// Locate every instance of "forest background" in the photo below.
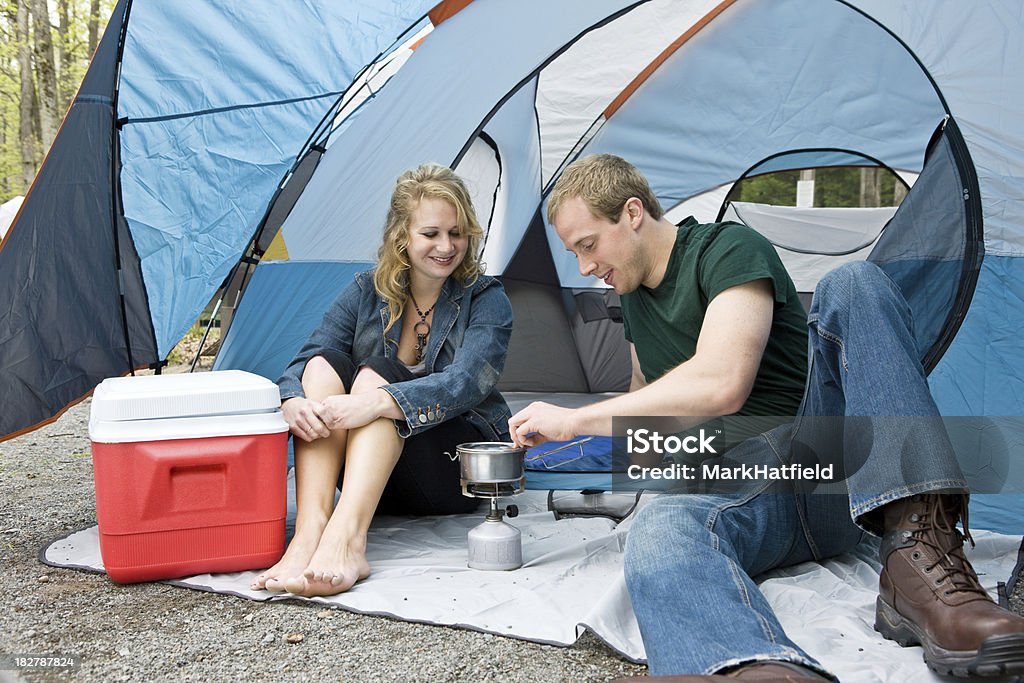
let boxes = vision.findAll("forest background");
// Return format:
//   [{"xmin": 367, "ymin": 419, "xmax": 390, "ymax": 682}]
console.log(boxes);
[{"xmin": 1, "ymin": 0, "xmax": 115, "ymax": 203}]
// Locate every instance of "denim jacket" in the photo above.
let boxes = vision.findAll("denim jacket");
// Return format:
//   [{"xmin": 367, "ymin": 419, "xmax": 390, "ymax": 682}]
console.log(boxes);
[{"xmin": 277, "ymin": 270, "xmax": 513, "ymax": 440}]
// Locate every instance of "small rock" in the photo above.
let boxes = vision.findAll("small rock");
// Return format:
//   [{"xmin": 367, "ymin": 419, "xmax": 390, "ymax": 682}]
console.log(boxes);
[
  {"xmin": 243, "ymin": 613, "xmax": 255, "ymax": 623},
  {"xmin": 118, "ymin": 647, "xmax": 129, "ymax": 657},
  {"xmin": 261, "ymin": 632, "xmax": 275, "ymax": 645},
  {"xmin": 316, "ymin": 609, "xmax": 333, "ymax": 618},
  {"xmin": 285, "ymin": 633, "xmax": 304, "ymax": 644},
  {"xmin": 38, "ymin": 575, "xmax": 49, "ymax": 583},
  {"xmin": 24, "ymin": 630, "xmax": 36, "ymax": 638}
]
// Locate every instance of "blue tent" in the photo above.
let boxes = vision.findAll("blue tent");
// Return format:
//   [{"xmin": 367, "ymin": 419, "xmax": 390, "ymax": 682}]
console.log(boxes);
[{"xmin": 1, "ymin": 0, "xmax": 1022, "ymax": 528}]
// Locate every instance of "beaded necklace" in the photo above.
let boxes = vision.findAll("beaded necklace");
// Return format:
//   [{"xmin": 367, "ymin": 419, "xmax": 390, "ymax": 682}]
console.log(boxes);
[{"xmin": 408, "ymin": 291, "xmax": 436, "ymax": 364}]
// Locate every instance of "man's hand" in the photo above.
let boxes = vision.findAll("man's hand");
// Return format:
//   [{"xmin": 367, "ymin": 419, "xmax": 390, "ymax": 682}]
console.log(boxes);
[
  {"xmin": 282, "ymin": 397, "xmax": 331, "ymax": 442},
  {"xmin": 312, "ymin": 393, "xmax": 382, "ymax": 432},
  {"xmin": 508, "ymin": 401, "xmax": 577, "ymax": 448}
]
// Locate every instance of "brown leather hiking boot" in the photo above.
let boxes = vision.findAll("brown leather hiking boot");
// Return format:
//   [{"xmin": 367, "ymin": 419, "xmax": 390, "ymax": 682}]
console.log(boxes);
[
  {"xmin": 611, "ymin": 662, "xmax": 830, "ymax": 682},
  {"xmin": 610, "ymin": 663, "xmax": 827, "ymax": 683},
  {"xmin": 875, "ymin": 493, "xmax": 1024, "ymax": 677}
]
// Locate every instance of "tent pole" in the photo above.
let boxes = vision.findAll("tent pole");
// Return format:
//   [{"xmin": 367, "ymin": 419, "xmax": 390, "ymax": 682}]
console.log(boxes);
[
  {"xmin": 189, "ymin": 296, "xmax": 223, "ymax": 373},
  {"xmin": 189, "ymin": 253, "xmax": 254, "ymax": 372}
]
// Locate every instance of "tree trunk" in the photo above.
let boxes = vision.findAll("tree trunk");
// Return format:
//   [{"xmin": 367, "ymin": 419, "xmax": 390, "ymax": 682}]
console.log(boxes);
[
  {"xmin": 57, "ymin": 0, "xmax": 71, "ymax": 112},
  {"xmin": 0, "ymin": 110, "xmax": 10, "ymax": 197},
  {"xmin": 859, "ymin": 167, "xmax": 882, "ymax": 207},
  {"xmin": 31, "ymin": 64, "xmax": 43, "ymax": 147},
  {"xmin": 17, "ymin": 0, "xmax": 37, "ymax": 189},
  {"xmin": 30, "ymin": 0, "xmax": 59, "ymax": 152},
  {"xmin": 797, "ymin": 168, "xmax": 815, "ymax": 208},
  {"xmin": 893, "ymin": 179, "xmax": 908, "ymax": 206},
  {"xmin": 1, "ymin": 5, "xmax": 13, "ymax": 195},
  {"xmin": 88, "ymin": 0, "xmax": 101, "ymax": 56}
]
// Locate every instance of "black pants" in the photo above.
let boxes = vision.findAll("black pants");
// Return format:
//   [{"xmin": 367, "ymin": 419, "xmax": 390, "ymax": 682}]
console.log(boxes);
[{"xmin": 317, "ymin": 352, "xmax": 484, "ymax": 515}]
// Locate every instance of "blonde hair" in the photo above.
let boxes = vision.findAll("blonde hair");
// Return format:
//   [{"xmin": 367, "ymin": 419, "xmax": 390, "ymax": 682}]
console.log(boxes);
[
  {"xmin": 374, "ymin": 164, "xmax": 484, "ymax": 335},
  {"xmin": 547, "ymin": 154, "xmax": 663, "ymax": 225}
]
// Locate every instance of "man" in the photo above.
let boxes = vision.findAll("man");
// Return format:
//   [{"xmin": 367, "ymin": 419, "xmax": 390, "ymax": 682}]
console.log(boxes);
[{"xmin": 509, "ymin": 154, "xmax": 1024, "ymax": 681}]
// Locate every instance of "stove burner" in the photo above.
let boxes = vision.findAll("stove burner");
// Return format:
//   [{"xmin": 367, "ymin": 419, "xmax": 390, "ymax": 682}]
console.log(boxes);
[{"xmin": 461, "ymin": 478, "xmax": 524, "ymax": 498}]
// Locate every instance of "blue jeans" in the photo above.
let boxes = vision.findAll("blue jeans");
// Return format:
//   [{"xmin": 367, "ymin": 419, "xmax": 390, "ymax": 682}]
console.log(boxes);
[{"xmin": 623, "ymin": 262, "xmax": 968, "ymax": 677}]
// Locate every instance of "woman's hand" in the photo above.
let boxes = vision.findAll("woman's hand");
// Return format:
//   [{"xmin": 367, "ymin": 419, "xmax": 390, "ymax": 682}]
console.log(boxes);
[
  {"xmin": 313, "ymin": 393, "xmax": 383, "ymax": 432},
  {"xmin": 282, "ymin": 397, "xmax": 331, "ymax": 442}
]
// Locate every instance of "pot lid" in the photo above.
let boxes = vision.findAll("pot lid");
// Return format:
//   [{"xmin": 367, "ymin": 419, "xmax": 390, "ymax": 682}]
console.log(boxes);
[{"xmin": 456, "ymin": 441, "xmax": 525, "ymax": 454}]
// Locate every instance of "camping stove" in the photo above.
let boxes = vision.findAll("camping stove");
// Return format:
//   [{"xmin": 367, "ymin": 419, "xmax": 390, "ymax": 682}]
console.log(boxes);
[{"xmin": 452, "ymin": 442, "xmax": 525, "ymax": 571}]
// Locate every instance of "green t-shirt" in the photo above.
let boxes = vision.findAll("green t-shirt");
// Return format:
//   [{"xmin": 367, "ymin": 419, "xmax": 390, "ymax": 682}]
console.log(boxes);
[{"xmin": 621, "ymin": 218, "xmax": 808, "ymax": 419}]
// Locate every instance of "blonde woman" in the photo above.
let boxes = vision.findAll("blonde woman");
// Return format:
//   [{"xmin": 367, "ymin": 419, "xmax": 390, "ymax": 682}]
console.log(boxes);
[{"xmin": 252, "ymin": 164, "xmax": 513, "ymax": 597}]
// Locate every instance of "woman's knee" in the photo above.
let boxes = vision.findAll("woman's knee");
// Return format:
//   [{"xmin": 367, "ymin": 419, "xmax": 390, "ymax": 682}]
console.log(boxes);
[
  {"xmin": 301, "ymin": 355, "xmax": 347, "ymax": 397},
  {"xmin": 350, "ymin": 367, "xmax": 389, "ymax": 394}
]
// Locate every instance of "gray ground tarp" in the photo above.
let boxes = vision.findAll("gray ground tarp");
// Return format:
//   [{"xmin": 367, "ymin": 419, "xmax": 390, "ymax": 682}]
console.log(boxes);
[{"xmin": 44, "ymin": 484, "xmax": 1021, "ymax": 682}]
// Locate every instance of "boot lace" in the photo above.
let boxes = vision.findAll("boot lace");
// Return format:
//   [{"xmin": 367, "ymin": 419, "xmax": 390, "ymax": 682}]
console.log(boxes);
[{"xmin": 912, "ymin": 494, "xmax": 987, "ymax": 598}]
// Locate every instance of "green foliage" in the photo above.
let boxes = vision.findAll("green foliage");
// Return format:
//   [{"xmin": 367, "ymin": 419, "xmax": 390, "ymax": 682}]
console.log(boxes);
[
  {"xmin": 0, "ymin": 0, "xmax": 117, "ymax": 202},
  {"xmin": 737, "ymin": 171, "xmax": 799, "ymax": 205},
  {"xmin": 730, "ymin": 166, "xmax": 904, "ymax": 208},
  {"xmin": 0, "ymin": 2, "xmax": 21, "ymax": 198},
  {"xmin": 813, "ymin": 167, "xmax": 901, "ymax": 208}
]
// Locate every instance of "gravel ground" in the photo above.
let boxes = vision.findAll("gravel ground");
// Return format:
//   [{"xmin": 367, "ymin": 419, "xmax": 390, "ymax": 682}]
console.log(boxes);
[
  {"xmin": 2, "ymin": 394, "xmax": 1021, "ymax": 683},
  {"xmin": 0, "ymin": 396, "xmax": 646, "ymax": 683}
]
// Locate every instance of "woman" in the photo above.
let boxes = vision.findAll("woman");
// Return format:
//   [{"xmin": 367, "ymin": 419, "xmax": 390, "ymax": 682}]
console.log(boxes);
[{"xmin": 251, "ymin": 164, "xmax": 513, "ymax": 597}]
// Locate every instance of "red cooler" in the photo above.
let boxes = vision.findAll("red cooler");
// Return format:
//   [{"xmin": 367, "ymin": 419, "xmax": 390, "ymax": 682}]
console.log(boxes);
[{"xmin": 89, "ymin": 370, "xmax": 288, "ymax": 583}]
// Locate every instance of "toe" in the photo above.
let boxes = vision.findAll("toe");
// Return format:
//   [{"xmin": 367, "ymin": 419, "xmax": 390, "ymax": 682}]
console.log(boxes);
[
  {"xmin": 283, "ymin": 575, "xmax": 308, "ymax": 594},
  {"xmin": 265, "ymin": 576, "xmax": 288, "ymax": 593}
]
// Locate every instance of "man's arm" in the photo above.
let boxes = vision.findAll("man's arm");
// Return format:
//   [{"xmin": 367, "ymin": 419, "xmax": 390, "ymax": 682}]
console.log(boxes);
[
  {"xmin": 629, "ymin": 344, "xmax": 646, "ymax": 392},
  {"xmin": 509, "ymin": 279, "xmax": 775, "ymax": 446}
]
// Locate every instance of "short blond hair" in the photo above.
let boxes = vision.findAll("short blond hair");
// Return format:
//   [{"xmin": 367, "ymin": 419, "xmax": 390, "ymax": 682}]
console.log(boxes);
[{"xmin": 547, "ymin": 154, "xmax": 663, "ymax": 225}]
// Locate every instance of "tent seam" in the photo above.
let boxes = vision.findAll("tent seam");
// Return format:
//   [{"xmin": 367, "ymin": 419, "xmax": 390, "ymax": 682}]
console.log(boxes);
[{"xmin": 120, "ymin": 91, "xmax": 344, "ymax": 126}]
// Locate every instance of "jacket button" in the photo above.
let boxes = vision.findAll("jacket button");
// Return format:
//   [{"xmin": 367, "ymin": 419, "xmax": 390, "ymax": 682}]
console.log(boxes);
[
  {"xmin": 427, "ymin": 411, "xmax": 435, "ymax": 421},
  {"xmin": 418, "ymin": 413, "xmax": 428, "ymax": 424}
]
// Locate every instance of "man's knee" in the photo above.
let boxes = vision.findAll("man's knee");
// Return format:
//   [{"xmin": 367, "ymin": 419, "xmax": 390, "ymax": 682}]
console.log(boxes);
[
  {"xmin": 811, "ymin": 261, "xmax": 906, "ymax": 318},
  {"xmin": 815, "ymin": 261, "xmax": 890, "ymax": 299},
  {"xmin": 625, "ymin": 498, "xmax": 713, "ymax": 582}
]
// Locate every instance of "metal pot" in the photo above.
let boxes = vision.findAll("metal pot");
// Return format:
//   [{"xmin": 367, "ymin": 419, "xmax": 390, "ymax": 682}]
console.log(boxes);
[{"xmin": 451, "ymin": 441, "xmax": 525, "ymax": 484}]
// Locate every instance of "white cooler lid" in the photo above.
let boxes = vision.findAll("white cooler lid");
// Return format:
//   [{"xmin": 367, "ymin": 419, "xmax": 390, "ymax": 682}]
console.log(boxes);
[
  {"xmin": 89, "ymin": 411, "xmax": 288, "ymax": 444},
  {"xmin": 90, "ymin": 370, "xmax": 282, "ymax": 422}
]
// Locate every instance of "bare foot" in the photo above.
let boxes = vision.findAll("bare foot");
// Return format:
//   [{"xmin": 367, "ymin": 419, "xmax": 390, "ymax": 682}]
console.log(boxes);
[
  {"xmin": 250, "ymin": 528, "xmax": 323, "ymax": 592},
  {"xmin": 283, "ymin": 536, "xmax": 370, "ymax": 597}
]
